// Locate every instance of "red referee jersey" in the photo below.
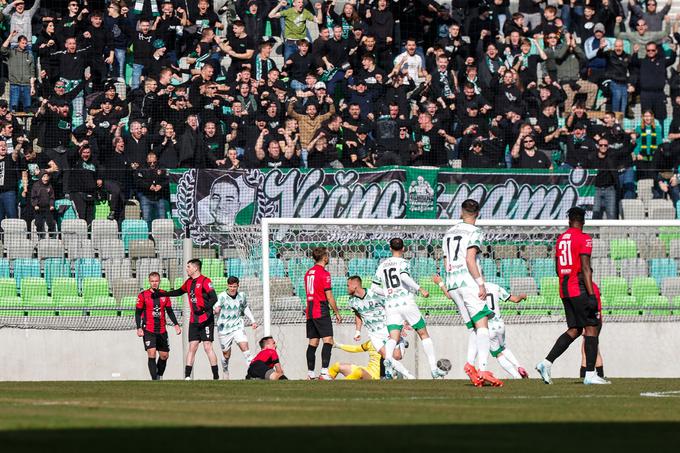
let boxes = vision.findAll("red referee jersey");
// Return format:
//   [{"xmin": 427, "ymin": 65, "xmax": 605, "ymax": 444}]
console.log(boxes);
[
  {"xmin": 555, "ymin": 227, "xmax": 593, "ymax": 298},
  {"xmin": 304, "ymin": 264, "xmax": 332, "ymax": 320},
  {"xmin": 136, "ymin": 289, "xmax": 172, "ymax": 334},
  {"xmin": 180, "ymin": 275, "xmax": 214, "ymax": 324}
]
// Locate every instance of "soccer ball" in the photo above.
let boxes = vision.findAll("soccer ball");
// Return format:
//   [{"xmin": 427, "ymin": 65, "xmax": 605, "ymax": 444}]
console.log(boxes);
[{"xmin": 437, "ymin": 359, "xmax": 452, "ymax": 372}]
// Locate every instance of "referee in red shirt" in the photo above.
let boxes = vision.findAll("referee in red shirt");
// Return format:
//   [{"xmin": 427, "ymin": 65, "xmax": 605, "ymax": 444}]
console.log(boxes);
[
  {"xmin": 303, "ymin": 247, "xmax": 341, "ymax": 380},
  {"xmin": 136, "ymin": 272, "xmax": 181, "ymax": 380},
  {"xmin": 536, "ymin": 207, "xmax": 609, "ymax": 385},
  {"xmin": 153, "ymin": 259, "xmax": 220, "ymax": 380}
]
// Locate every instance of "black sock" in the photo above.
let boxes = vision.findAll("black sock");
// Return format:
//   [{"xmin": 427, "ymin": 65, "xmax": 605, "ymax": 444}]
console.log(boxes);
[
  {"xmin": 279, "ymin": 375, "xmax": 288, "ymax": 380},
  {"xmin": 306, "ymin": 345, "xmax": 317, "ymax": 372},
  {"xmin": 157, "ymin": 358, "xmax": 167, "ymax": 376},
  {"xmin": 580, "ymin": 366, "xmax": 586, "ymax": 378},
  {"xmin": 380, "ymin": 357, "xmax": 385, "ymax": 378},
  {"xmin": 596, "ymin": 365, "xmax": 605, "ymax": 378},
  {"xmin": 211, "ymin": 365, "xmax": 220, "ymax": 380},
  {"xmin": 584, "ymin": 336, "xmax": 599, "ymax": 372},
  {"xmin": 546, "ymin": 332, "xmax": 577, "ymax": 363},
  {"xmin": 148, "ymin": 358, "xmax": 158, "ymax": 380},
  {"xmin": 321, "ymin": 343, "xmax": 333, "ymax": 369},
  {"xmin": 185, "ymin": 365, "xmax": 192, "ymax": 378}
]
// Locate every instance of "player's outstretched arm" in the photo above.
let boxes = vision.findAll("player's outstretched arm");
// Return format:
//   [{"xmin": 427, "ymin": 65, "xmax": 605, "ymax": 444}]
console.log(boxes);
[
  {"xmin": 432, "ymin": 275, "xmax": 452, "ymax": 300},
  {"xmin": 152, "ymin": 288, "xmax": 185, "ymax": 298},
  {"xmin": 509, "ymin": 294, "xmax": 527, "ymax": 304}
]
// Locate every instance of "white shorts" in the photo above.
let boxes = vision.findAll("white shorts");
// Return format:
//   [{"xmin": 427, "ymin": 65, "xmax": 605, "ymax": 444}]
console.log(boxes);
[
  {"xmin": 368, "ymin": 328, "xmax": 389, "ymax": 351},
  {"xmin": 489, "ymin": 318, "xmax": 506, "ymax": 357},
  {"xmin": 451, "ymin": 286, "xmax": 494, "ymax": 328},
  {"xmin": 385, "ymin": 301, "xmax": 425, "ymax": 330},
  {"xmin": 218, "ymin": 329, "xmax": 248, "ymax": 351}
]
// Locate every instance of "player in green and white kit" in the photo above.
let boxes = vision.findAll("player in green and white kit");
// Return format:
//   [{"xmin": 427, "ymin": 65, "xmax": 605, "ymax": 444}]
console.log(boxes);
[
  {"xmin": 371, "ymin": 238, "xmax": 449, "ymax": 379},
  {"xmin": 213, "ymin": 276, "xmax": 257, "ymax": 379},
  {"xmin": 442, "ymin": 199, "xmax": 502, "ymax": 387}
]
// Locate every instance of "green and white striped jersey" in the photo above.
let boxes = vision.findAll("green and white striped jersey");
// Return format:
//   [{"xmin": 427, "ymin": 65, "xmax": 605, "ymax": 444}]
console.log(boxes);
[
  {"xmin": 348, "ymin": 289, "xmax": 386, "ymax": 335},
  {"xmin": 373, "ymin": 257, "xmax": 416, "ymax": 307},
  {"xmin": 443, "ymin": 222, "xmax": 483, "ymax": 290},
  {"xmin": 214, "ymin": 291, "xmax": 250, "ymax": 335},
  {"xmin": 484, "ymin": 282, "xmax": 510, "ymax": 322}
]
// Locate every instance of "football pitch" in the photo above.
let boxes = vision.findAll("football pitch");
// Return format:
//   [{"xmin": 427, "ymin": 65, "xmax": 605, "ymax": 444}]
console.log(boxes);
[{"xmin": 1, "ymin": 379, "xmax": 679, "ymax": 452}]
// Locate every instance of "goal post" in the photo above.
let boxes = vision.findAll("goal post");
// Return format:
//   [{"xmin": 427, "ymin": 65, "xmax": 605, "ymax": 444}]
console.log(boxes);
[{"xmin": 261, "ymin": 218, "xmax": 680, "ymax": 337}]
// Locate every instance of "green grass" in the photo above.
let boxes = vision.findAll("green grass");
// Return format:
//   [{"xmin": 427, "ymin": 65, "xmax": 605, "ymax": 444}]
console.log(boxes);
[{"xmin": 1, "ymin": 380, "xmax": 679, "ymax": 452}]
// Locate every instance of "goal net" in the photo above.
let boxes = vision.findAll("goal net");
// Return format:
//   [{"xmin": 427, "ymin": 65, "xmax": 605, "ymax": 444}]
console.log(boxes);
[{"xmin": 260, "ymin": 219, "xmax": 680, "ymax": 351}]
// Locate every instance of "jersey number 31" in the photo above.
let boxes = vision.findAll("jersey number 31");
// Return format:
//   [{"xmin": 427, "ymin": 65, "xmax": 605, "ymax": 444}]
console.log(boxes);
[{"xmin": 558, "ymin": 240, "xmax": 573, "ymax": 266}]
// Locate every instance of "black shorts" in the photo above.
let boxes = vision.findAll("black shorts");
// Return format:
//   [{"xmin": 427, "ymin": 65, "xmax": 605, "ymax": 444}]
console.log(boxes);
[
  {"xmin": 143, "ymin": 331, "xmax": 169, "ymax": 352},
  {"xmin": 306, "ymin": 316, "xmax": 333, "ymax": 339},
  {"xmin": 246, "ymin": 362, "xmax": 274, "ymax": 380},
  {"xmin": 188, "ymin": 321, "xmax": 215, "ymax": 342},
  {"xmin": 562, "ymin": 294, "xmax": 601, "ymax": 329}
]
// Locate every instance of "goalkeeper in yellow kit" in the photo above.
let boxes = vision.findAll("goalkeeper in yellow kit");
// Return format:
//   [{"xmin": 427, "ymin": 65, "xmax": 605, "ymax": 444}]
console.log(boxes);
[{"xmin": 328, "ymin": 340, "xmax": 382, "ymax": 380}]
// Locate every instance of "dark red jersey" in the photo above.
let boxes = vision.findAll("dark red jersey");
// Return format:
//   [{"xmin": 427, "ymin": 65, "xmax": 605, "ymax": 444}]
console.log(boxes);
[
  {"xmin": 556, "ymin": 227, "xmax": 593, "ymax": 298},
  {"xmin": 250, "ymin": 348, "xmax": 279, "ymax": 369},
  {"xmin": 180, "ymin": 275, "xmax": 215, "ymax": 324},
  {"xmin": 304, "ymin": 264, "xmax": 332, "ymax": 320},
  {"xmin": 136, "ymin": 289, "xmax": 172, "ymax": 334}
]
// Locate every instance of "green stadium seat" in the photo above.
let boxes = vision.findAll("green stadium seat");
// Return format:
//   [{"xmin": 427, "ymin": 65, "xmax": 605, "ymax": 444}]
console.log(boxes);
[
  {"xmin": 523, "ymin": 295, "xmax": 549, "ymax": 315},
  {"xmin": 486, "ymin": 276, "xmax": 509, "ymax": 290},
  {"xmin": 348, "ymin": 258, "xmax": 379, "ymax": 276},
  {"xmin": 44, "ymin": 258, "xmax": 71, "ymax": 290},
  {"xmin": 336, "ymin": 295, "xmax": 350, "ymax": 309},
  {"xmin": 372, "ymin": 244, "xmax": 391, "ymax": 259},
  {"xmin": 0, "ymin": 278, "xmax": 17, "ymax": 297},
  {"xmin": 0, "ymin": 296, "xmax": 23, "ymax": 316},
  {"xmin": 121, "ymin": 219, "xmax": 149, "ymax": 251},
  {"xmin": 74, "ymin": 258, "xmax": 103, "ymax": 290},
  {"xmin": 226, "ymin": 258, "xmax": 262, "ymax": 278},
  {"xmin": 601, "ymin": 277, "xmax": 629, "ymax": 301},
  {"xmin": 56, "ymin": 296, "xmax": 86, "ymax": 317},
  {"xmin": 540, "ymin": 277, "xmax": 559, "ymax": 299},
  {"xmin": 418, "ymin": 278, "xmax": 440, "ymax": 296},
  {"xmin": 411, "ymin": 257, "xmax": 437, "ymax": 280},
  {"xmin": 51, "ymin": 278, "xmax": 79, "ymax": 303},
  {"xmin": 659, "ymin": 227, "xmax": 680, "ymax": 252},
  {"xmin": 0, "ymin": 259, "xmax": 10, "ymax": 278},
  {"xmin": 269, "ymin": 258, "xmax": 286, "ymax": 277},
  {"xmin": 610, "ymin": 239, "xmax": 637, "ymax": 260},
  {"xmin": 642, "ymin": 295, "xmax": 671, "ymax": 315},
  {"xmin": 87, "ymin": 296, "xmax": 118, "ymax": 316},
  {"xmin": 531, "ymin": 259, "xmax": 555, "ymax": 284},
  {"xmin": 25, "ymin": 296, "xmax": 55, "ymax": 317},
  {"xmin": 211, "ymin": 276, "xmax": 228, "ymax": 294},
  {"xmin": 118, "ymin": 296, "xmax": 137, "ymax": 317},
  {"xmin": 173, "ymin": 277, "xmax": 185, "ymax": 290},
  {"xmin": 54, "ymin": 199, "xmax": 77, "ymax": 225},
  {"xmin": 287, "ymin": 258, "xmax": 314, "ymax": 281},
  {"xmin": 82, "ymin": 278, "xmax": 110, "ymax": 302},
  {"xmin": 480, "ymin": 258, "xmax": 497, "ymax": 277},
  {"xmin": 20, "ymin": 277, "xmax": 48, "ymax": 301},
  {"xmin": 631, "ymin": 277, "xmax": 659, "ymax": 303},
  {"xmin": 671, "ymin": 296, "xmax": 680, "ymax": 314},
  {"xmin": 608, "ymin": 295, "xmax": 642, "ymax": 316},
  {"xmin": 201, "ymin": 258, "xmax": 225, "ymax": 279},
  {"xmin": 12, "ymin": 258, "xmax": 40, "ymax": 290},
  {"xmin": 331, "ymin": 278, "xmax": 348, "ymax": 298},
  {"xmin": 649, "ymin": 259, "xmax": 678, "ymax": 286},
  {"xmin": 500, "ymin": 258, "xmax": 529, "ymax": 278}
]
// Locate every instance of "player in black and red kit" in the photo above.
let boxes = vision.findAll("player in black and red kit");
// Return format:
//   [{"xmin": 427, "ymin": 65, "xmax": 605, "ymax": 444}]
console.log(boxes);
[
  {"xmin": 536, "ymin": 207, "xmax": 610, "ymax": 385},
  {"xmin": 303, "ymin": 247, "xmax": 341, "ymax": 380},
  {"xmin": 153, "ymin": 259, "xmax": 220, "ymax": 380},
  {"xmin": 246, "ymin": 336, "xmax": 287, "ymax": 380},
  {"xmin": 136, "ymin": 272, "xmax": 182, "ymax": 380}
]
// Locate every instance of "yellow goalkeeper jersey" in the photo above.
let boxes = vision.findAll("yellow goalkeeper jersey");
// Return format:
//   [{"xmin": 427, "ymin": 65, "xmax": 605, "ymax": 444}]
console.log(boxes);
[{"xmin": 339, "ymin": 341, "xmax": 382, "ymax": 380}]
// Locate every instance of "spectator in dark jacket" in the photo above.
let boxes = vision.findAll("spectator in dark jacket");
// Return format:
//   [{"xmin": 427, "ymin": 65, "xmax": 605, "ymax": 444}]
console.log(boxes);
[
  {"xmin": 134, "ymin": 152, "xmax": 168, "ymax": 229},
  {"xmin": 30, "ymin": 171, "xmax": 55, "ymax": 236}
]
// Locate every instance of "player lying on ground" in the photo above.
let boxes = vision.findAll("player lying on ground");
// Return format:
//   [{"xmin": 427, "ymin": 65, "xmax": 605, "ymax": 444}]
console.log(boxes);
[
  {"xmin": 433, "ymin": 275, "xmax": 529, "ymax": 380},
  {"xmin": 372, "ymin": 237, "xmax": 449, "ymax": 379},
  {"xmin": 153, "ymin": 259, "xmax": 220, "ymax": 380},
  {"xmin": 536, "ymin": 207, "xmax": 610, "ymax": 385},
  {"xmin": 329, "ymin": 340, "xmax": 382, "ymax": 380},
  {"xmin": 246, "ymin": 336, "xmax": 287, "ymax": 380},
  {"xmin": 136, "ymin": 272, "xmax": 181, "ymax": 380},
  {"xmin": 442, "ymin": 199, "xmax": 503, "ymax": 387},
  {"xmin": 213, "ymin": 276, "xmax": 258, "ymax": 379}
]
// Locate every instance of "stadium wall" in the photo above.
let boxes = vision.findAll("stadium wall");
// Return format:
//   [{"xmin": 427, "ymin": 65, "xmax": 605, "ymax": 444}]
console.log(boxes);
[{"xmin": 1, "ymin": 322, "xmax": 678, "ymax": 380}]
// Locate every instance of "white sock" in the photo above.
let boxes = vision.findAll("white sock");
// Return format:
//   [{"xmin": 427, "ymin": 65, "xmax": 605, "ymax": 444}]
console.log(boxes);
[
  {"xmin": 466, "ymin": 329, "xmax": 477, "ymax": 365},
  {"xmin": 498, "ymin": 355, "xmax": 521, "ymax": 378},
  {"xmin": 242, "ymin": 349, "xmax": 253, "ymax": 362},
  {"xmin": 476, "ymin": 327, "xmax": 490, "ymax": 372},
  {"xmin": 221, "ymin": 357, "xmax": 230, "ymax": 372},
  {"xmin": 385, "ymin": 338, "xmax": 412, "ymax": 377},
  {"xmin": 307, "ymin": 370, "xmax": 316, "ymax": 378},
  {"xmin": 421, "ymin": 337, "xmax": 437, "ymax": 371},
  {"xmin": 320, "ymin": 367, "xmax": 329, "ymax": 376},
  {"xmin": 502, "ymin": 348, "xmax": 521, "ymax": 368}
]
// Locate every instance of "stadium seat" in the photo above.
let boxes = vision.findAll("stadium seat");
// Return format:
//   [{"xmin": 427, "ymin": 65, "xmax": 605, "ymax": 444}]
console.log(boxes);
[
  {"xmin": 0, "ymin": 259, "xmax": 11, "ymax": 278},
  {"xmin": 36, "ymin": 239, "xmax": 64, "ymax": 260},
  {"xmin": 103, "ymin": 258, "xmax": 132, "ymax": 281},
  {"xmin": 639, "ymin": 238, "xmax": 667, "ymax": 260},
  {"xmin": 530, "ymin": 259, "xmax": 555, "ymax": 283},
  {"xmin": 661, "ymin": 277, "xmax": 680, "ymax": 299},
  {"xmin": 268, "ymin": 258, "xmax": 286, "ymax": 277},
  {"xmin": 642, "ymin": 295, "xmax": 671, "ymax": 315},
  {"xmin": 192, "ymin": 247, "xmax": 218, "ymax": 259},
  {"xmin": 326, "ymin": 258, "xmax": 347, "ymax": 277},
  {"xmin": 118, "ymin": 296, "xmax": 137, "ymax": 317},
  {"xmin": 165, "ymin": 259, "xmax": 183, "ymax": 284},
  {"xmin": 211, "ymin": 276, "xmax": 228, "ymax": 294},
  {"xmin": 372, "ymin": 244, "xmax": 392, "ymax": 259},
  {"xmin": 87, "ymin": 296, "xmax": 118, "ymax": 317},
  {"xmin": 25, "ymin": 296, "xmax": 55, "ymax": 317},
  {"xmin": 418, "ymin": 278, "xmax": 439, "ymax": 297},
  {"xmin": 6, "ymin": 240, "xmax": 34, "ymax": 259},
  {"xmin": 1, "ymin": 218, "xmax": 27, "ymax": 234},
  {"xmin": 590, "ymin": 240, "xmax": 609, "ymax": 258},
  {"xmin": 13, "ymin": 258, "xmax": 41, "ymax": 290},
  {"xmin": 600, "ymin": 277, "xmax": 629, "ymax": 301},
  {"xmin": 348, "ymin": 258, "xmax": 379, "ymax": 276},
  {"xmin": 155, "ymin": 240, "xmax": 176, "ymax": 260},
  {"xmin": 621, "ymin": 199, "xmax": 645, "ymax": 220},
  {"xmin": 480, "ymin": 258, "xmax": 498, "ymax": 277},
  {"xmin": 91, "ymin": 219, "xmax": 119, "ymax": 251},
  {"xmin": 411, "ymin": 257, "xmax": 437, "ymax": 280},
  {"xmin": 82, "ymin": 278, "xmax": 110, "ymax": 302},
  {"xmin": 592, "ymin": 258, "xmax": 618, "ymax": 282},
  {"xmin": 151, "ymin": 219, "xmax": 174, "ymax": 241},
  {"xmin": 509, "ymin": 277, "xmax": 538, "ymax": 296},
  {"xmin": 608, "ymin": 295, "xmax": 642, "ymax": 316},
  {"xmin": 486, "ymin": 276, "xmax": 509, "ymax": 291},
  {"xmin": 0, "ymin": 278, "xmax": 17, "ymax": 297},
  {"xmin": 136, "ymin": 258, "xmax": 162, "ymax": 285},
  {"xmin": 610, "ymin": 239, "xmax": 637, "ymax": 260},
  {"xmin": 631, "ymin": 277, "xmax": 659, "ymax": 303},
  {"xmin": 51, "ymin": 278, "xmax": 78, "ymax": 303},
  {"xmin": 227, "ymin": 258, "xmax": 262, "ymax": 278},
  {"xmin": 98, "ymin": 240, "xmax": 125, "ymax": 260},
  {"xmin": 54, "ymin": 199, "xmax": 78, "ymax": 225},
  {"xmin": 619, "ymin": 258, "xmax": 648, "ymax": 284},
  {"xmin": 60, "ymin": 218, "xmax": 87, "ymax": 250},
  {"xmin": 647, "ymin": 199, "xmax": 675, "ymax": 220},
  {"xmin": 491, "ymin": 244, "xmax": 518, "ymax": 260},
  {"xmin": 649, "ymin": 259, "xmax": 678, "ymax": 286},
  {"xmin": 111, "ymin": 278, "xmax": 140, "ymax": 302},
  {"xmin": 500, "ymin": 258, "xmax": 528, "ymax": 278},
  {"xmin": 20, "ymin": 277, "xmax": 48, "ymax": 301},
  {"xmin": 271, "ymin": 277, "xmax": 294, "ymax": 297},
  {"xmin": 539, "ymin": 277, "xmax": 559, "ymax": 300},
  {"xmin": 44, "ymin": 258, "xmax": 71, "ymax": 290},
  {"xmin": 199, "ymin": 258, "xmax": 224, "ymax": 280},
  {"xmin": 0, "ymin": 296, "xmax": 23, "ymax": 317},
  {"xmin": 288, "ymin": 258, "xmax": 315, "ymax": 280},
  {"xmin": 521, "ymin": 245, "xmax": 549, "ymax": 259},
  {"xmin": 74, "ymin": 258, "xmax": 103, "ymax": 291},
  {"xmin": 331, "ymin": 277, "xmax": 348, "ymax": 297},
  {"xmin": 121, "ymin": 220, "xmax": 149, "ymax": 250},
  {"xmin": 129, "ymin": 239, "xmax": 156, "ymax": 261}
]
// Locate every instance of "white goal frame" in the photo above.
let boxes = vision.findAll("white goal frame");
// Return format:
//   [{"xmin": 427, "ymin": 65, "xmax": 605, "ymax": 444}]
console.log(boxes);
[{"xmin": 260, "ymin": 218, "xmax": 680, "ymax": 335}]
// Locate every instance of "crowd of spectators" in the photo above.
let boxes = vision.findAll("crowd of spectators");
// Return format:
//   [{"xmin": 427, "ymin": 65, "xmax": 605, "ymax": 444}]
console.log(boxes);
[{"xmin": 1, "ymin": 0, "xmax": 680, "ymax": 226}]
